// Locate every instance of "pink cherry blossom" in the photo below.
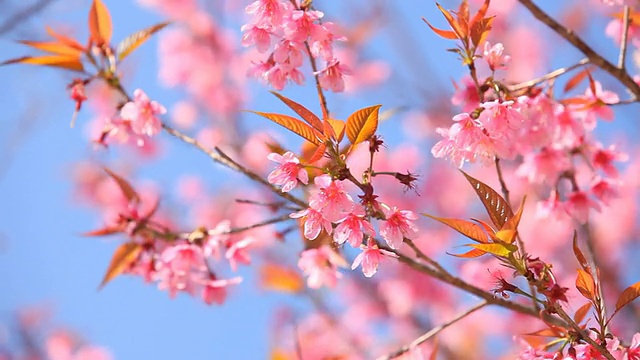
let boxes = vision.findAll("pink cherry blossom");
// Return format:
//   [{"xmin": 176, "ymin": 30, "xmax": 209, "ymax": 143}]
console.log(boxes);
[
  {"xmin": 120, "ymin": 89, "xmax": 166, "ymax": 137},
  {"xmin": 316, "ymin": 59, "xmax": 353, "ymax": 92},
  {"xmin": 351, "ymin": 238, "xmax": 397, "ymax": 277},
  {"xmin": 308, "ymin": 175, "xmax": 353, "ymax": 222},
  {"xmin": 591, "ymin": 177, "xmax": 619, "ymax": 205},
  {"xmin": 240, "ymin": 22, "xmax": 274, "ymax": 52},
  {"xmin": 591, "ymin": 143, "xmax": 628, "ymax": 177},
  {"xmin": 297, "ymin": 246, "xmax": 343, "ymax": 288},
  {"xmin": 290, "ymin": 207, "xmax": 332, "ymax": 240},
  {"xmin": 333, "ymin": 204, "xmax": 375, "ymax": 247},
  {"xmin": 379, "ymin": 205, "xmax": 418, "ymax": 249},
  {"xmin": 625, "ymin": 333, "xmax": 640, "ymax": 360},
  {"xmin": 483, "ymin": 42, "xmax": 511, "ymax": 71},
  {"xmin": 225, "ymin": 237, "xmax": 254, "ymax": 271},
  {"xmin": 267, "ymin": 151, "xmax": 309, "ymax": 192},
  {"xmin": 564, "ymin": 190, "xmax": 601, "ymax": 223},
  {"xmin": 245, "ymin": 0, "xmax": 290, "ymax": 25},
  {"xmin": 200, "ymin": 276, "xmax": 242, "ymax": 305}
]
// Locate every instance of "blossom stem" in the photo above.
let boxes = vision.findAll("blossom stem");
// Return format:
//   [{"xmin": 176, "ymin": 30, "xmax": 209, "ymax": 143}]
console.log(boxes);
[
  {"xmin": 304, "ymin": 41, "xmax": 330, "ymax": 119},
  {"xmin": 378, "ymin": 301, "xmax": 488, "ymax": 360}
]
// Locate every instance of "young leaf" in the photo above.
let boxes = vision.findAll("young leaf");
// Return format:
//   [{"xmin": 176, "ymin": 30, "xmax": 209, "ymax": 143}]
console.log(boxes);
[
  {"xmin": 327, "ymin": 119, "xmax": 346, "ymax": 143},
  {"xmin": 83, "ymin": 226, "xmax": 121, "ymax": 237},
  {"xmin": 469, "ymin": 17, "xmax": 494, "ymax": 48},
  {"xmin": 494, "ymin": 229, "xmax": 516, "ymax": 244},
  {"xmin": 1, "ymin": 55, "xmax": 84, "ymax": 72},
  {"xmin": 259, "ymin": 264, "xmax": 303, "ymax": 293},
  {"xmin": 422, "ymin": 18, "xmax": 458, "ymax": 39},
  {"xmin": 19, "ymin": 40, "xmax": 83, "ymax": 56},
  {"xmin": 99, "ymin": 242, "xmax": 142, "ymax": 289},
  {"xmin": 563, "ymin": 68, "xmax": 590, "ymax": 93},
  {"xmin": 346, "ymin": 104, "xmax": 382, "ymax": 145},
  {"xmin": 574, "ymin": 302, "xmax": 592, "ymax": 324},
  {"xmin": 575, "ymin": 269, "xmax": 596, "ymax": 301},
  {"xmin": 615, "ymin": 281, "xmax": 640, "ymax": 313},
  {"xmin": 461, "ymin": 170, "xmax": 513, "ymax": 228},
  {"xmin": 423, "ymin": 214, "xmax": 489, "ymax": 243},
  {"xmin": 117, "ymin": 22, "xmax": 170, "ymax": 61},
  {"xmin": 270, "ymin": 91, "xmax": 323, "ymax": 131},
  {"xmin": 572, "ymin": 231, "xmax": 591, "ymax": 272},
  {"xmin": 501, "ymin": 196, "xmax": 526, "ymax": 232},
  {"xmin": 470, "ymin": 0, "xmax": 491, "ymax": 27},
  {"xmin": 307, "ymin": 142, "xmax": 327, "ymax": 164},
  {"xmin": 456, "ymin": 1, "xmax": 470, "ymax": 38},
  {"xmin": 89, "ymin": 0, "xmax": 113, "ymax": 46},
  {"xmin": 468, "ymin": 242, "xmax": 516, "ymax": 257},
  {"xmin": 45, "ymin": 27, "xmax": 86, "ymax": 51},
  {"xmin": 449, "ymin": 247, "xmax": 486, "ymax": 258},
  {"xmin": 250, "ymin": 111, "xmax": 323, "ymax": 145},
  {"xmin": 436, "ymin": 3, "xmax": 466, "ymax": 39},
  {"xmin": 103, "ymin": 167, "xmax": 140, "ymax": 204}
]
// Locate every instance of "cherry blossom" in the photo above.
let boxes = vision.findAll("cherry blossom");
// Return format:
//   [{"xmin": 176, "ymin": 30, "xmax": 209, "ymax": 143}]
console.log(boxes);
[
  {"xmin": 379, "ymin": 205, "xmax": 418, "ymax": 249},
  {"xmin": 267, "ymin": 151, "xmax": 309, "ymax": 192},
  {"xmin": 351, "ymin": 238, "xmax": 397, "ymax": 277}
]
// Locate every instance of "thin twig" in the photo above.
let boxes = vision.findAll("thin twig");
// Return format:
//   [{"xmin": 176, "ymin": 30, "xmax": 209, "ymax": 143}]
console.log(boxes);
[
  {"xmin": 508, "ymin": 58, "xmax": 590, "ymax": 92},
  {"xmin": 0, "ymin": 0, "xmax": 56, "ymax": 35},
  {"xmin": 555, "ymin": 306, "xmax": 616, "ymax": 360},
  {"xmin": 618, "ymin": 6, "xmax": 631, "ymax": 69},
  {"xmin": 517, "ymin": 0, "xmax": 640, "ymax": 99},
  {"xmin": 378, "ymin": 301, "xmax": 488, "ymax": 360},
  {"xmin": 304, "ymin": 42, "xmax": 330, "ymax": 119},
  {"xmin": 404, "ymin": 238, "xmax": 448, "ymax": 274}
]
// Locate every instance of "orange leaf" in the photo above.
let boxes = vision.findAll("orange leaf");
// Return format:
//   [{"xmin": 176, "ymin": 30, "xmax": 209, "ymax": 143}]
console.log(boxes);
[
  {"xmin": 250, "ymin": 111, "xmax": 323, "ymax": 145},
  {"xmin": 117, "ymin": 22, "xmax": 170, "ymax": 61},
  {"xmin": 576, "ymin": 269, "xmax": 596, "ymax": 301},
  {"xmin": 89, "ymin": 0, "xmax": 113, "ymax": 46},
  {"xmin": 270, "ymin": 91, "xmax": 323, "ymax": 131},
  {"xmin": 429, "ymin": 338, "xmax": 438, "ymax": 360},
  {"xmin": 83, "ymin": 226, "xmax": 121, "ymax": 237},
  {"xmin": 422, "ymin": 18, "xmax": 458, "ymax": 40},
  {"xmin": 456, "ymin": 1, "xmax": 470, "ymax": 38},
  {"xmin": 1, "ymin": 55, "xmax": 84, "ymax": 72},
  {"xmin": 307, "ymin": 142, "xmax": 327, "ymax": 164},
  {"xmin": 461, "ymin": 170, "xmax": 514, "ymax": 229},
  {"xmin": 449, "ymin": 247, "xmax": 486, "ymax": 258},
  {"xmin": 260, "ymin": 264, "xmax": 304, "ymax": 293},
  {"xmin": 470, "ymin": 0, "xmax": 491, "ymax": 27},
  {"xmin": 436, "ymin": 3, "xmax": 466, "ymax": 39},
  {"xmin": 345, "ymin": 105, "xmax": 382, "ymax": 145},
  {"xmin": 423, "ymin": 214, "xmax": 488, "ymax": 243},
  {"xmin": 615, "ymin": 281, "xmax": 640, "ymax": 313},
  {"xmin": 494, "ymin": 229, "xmax": 516, "ymax": 244},
  {"xmin": 45, "ymin": 27, "xmax": 86, "ymax": 51},
  {"xmin": 501, "ymin": 196, "xmax": 526, "ymax": 232},
  {"xmin": 19, "ymin": 40, "xmax": 82, "ymax": 56},
  {"xmin": 574, "ymin": 302, "xmax": 592, "ymax": 324},
  {"xmin": 469, "ymin": 16, "xmax": 494, "ymax": 48},
  {"xmin": 103, "ymin": 167, "xmax": 140, "ymax": 204},
  {"xmin": 572, "ymin": 231, "xmax": 590, "ymax": 272},
  {"xmin": 468, "ymin": 242, "xmax": 516, "ymax": 257},
  {"xmin": 523, "ymin": 326, "xmax": 566, "ymax": 338},
  {"xmin": 327, "ymin": 119, "xmax": 346, "ymax": 143},
  {"xmin": 99, "ymin": 242, "xmax": 142, "ymax": 289},
  {"xmin": 563, "ymin": 68, "xmax": 590, "ymax": 93}
]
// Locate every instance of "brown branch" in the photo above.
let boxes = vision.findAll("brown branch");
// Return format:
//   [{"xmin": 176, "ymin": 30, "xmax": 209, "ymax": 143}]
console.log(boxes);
[
  {"xmin": 0, "ymin": 0, "xmax": 56, "ymax": 35},
  {"xmin": 555, "ymin": 306, "xmax": 616, "ymax": 360},
  {"xmin": 303, "ymin": 41, "xmax": 330, "ymax": 119},
  {"xmin": 517, "ymin": 0, "xmax": 640, "ymax": 100},
  {"xmin": 508, "ymin": 58, "xmax": 590, "ymax": 92},
  {"xmin": 378, "ymin": 301, "xmax": 488, "ymax": 360},
  {"xmin": 618, "ymin": 6, "xmax": 631, "ymax": 69}
]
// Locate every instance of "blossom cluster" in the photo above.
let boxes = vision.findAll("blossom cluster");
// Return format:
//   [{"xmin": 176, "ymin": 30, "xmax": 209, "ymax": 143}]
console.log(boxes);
[{"xmin": 242, "ymin": 0, "xmax": 352, "ymax": 91}]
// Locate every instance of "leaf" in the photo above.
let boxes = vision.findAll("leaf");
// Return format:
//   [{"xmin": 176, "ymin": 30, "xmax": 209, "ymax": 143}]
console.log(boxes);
[
  {"xmin": 117, "ymin": 22, "xmax": 170, "ymax": 61},
  {"xmin": 83, "ymin": 226, "xmax": 121, "ymax": 237},
  {"xmin": 615, "ymin": 281, "xmax": 640, "ymax": 313},
  {"xmin": 470, "ymin": 0, "xmax": 491, "ymax": 27},
  {"xmin": 461, "ymin": 170, "xmax": 513, "ymax": 229},
  {"xmin": 345, "ymin": 105, "xmax": 382, "ymax": 145},
  {"xmin": 576, "ymin": 269, "xmax": 596, "ymax": 301},
  {"xmin": 260, "ymin": 264, "xmax": 304, "ymax": 293},
  {"xmin": 436, "ymin": 3, "xmax": 466, "ymax": 39},
  {"xmin": 423, "ymin": 214, "xmax": 488, "ymax": 243},
  {"xmin": 574, "ymin": 302, "xmax": 592, "ymax": 324},
  {"xmin": 468, "ymin": 242, "xmax": 516, "ymax": 257},
  {"xmin": 250, "ymin": 111, "xmax": 323, "ymax": 145},
  {"xmin": 306, "ymin": 142, "xmax": 327, "ymax": 164},
  {"xmin": 494, "ymin": 229, "xmax": 516, "ymax": 244},
  {"xmin": 327, "ymin": 119, "xmax": 346, "ymax": 143},
  {"xmin": 456, "ymin": 1, "xmax": 470, "ymax": 38},
  {"xmin": 103, "ymin": 167, "xmax": 140, "ymax": 204},
  {"xmin": 19, "ymin": 40, "xmax": 82, "ymax": 56},
  {"xmin": 469, "ymin": 16, "xmax": 494, "ymax": 48},
  {"xmin": 422, "ymin": 18, "xmax": 458, "ymax": 39},
  {"xmin": 523, "ymin": 327, "xmax": 566, "ymax": 338},
  {"xmin": 1, "ymin": 55, "xmax": 84, "ymax": 72},
  {"xmin": 449, "ymin": 247, "xmax": 486, "ymax": 258},
  {"xmin": 501, "ymin": 196, "xmax": 526, "ymax": 232},
  {"xmin": 572, "ymin": 231, "xmax": 590, "ymax": 272},
  {"xmin": 89, "ymin": 0, "xmax": 113, "ymax": 46},
  {"xmin": 563, "ymin": 68, "xmax": 590, "ymax": 93},
  {"xmin": 429, "ymin": 338, "xmax": 439, "ymax": 360},
  {"xmin": 45, "ymin": 27, "xmax": 86, "ymax": 51},
  {"xmin": 270, "ymin": 91, "xmax": 323, "ymax": 131},
  {"xmin": 99, "ymin": 242, "xmax": 142, "ymax": 289}
]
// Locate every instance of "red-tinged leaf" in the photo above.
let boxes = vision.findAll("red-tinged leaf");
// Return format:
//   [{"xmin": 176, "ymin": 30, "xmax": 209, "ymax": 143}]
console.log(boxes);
[
  {"xmin": 307, "ymin": 142, "xmax": 327, "ymax": 164},
  {"xmin": 470, "ymin": 17, "xmax": 494, "ymax": 48},
  {"xmin": 260, "ymin": 264, "xmax": 304, "ymax": 293},
  {"xmin": 586, "ymin": 71, "xmax": 597, "ymax": 96},
  {"xmin": 456, "ymin": 1, "xmax": 470, "ymax": 37},
  {"xmin": 1, "ymin": 55, "xmax": 84, "ymax": 72},
  {"xmin": 89, "ymin": 0, "xmax": 113, "ymax": 46},
  {"xmin": 345, "ymin": 105, "xmax": 382, "ymax": 145},
  {"xmin": 436, "ymin": 3, "xmax": 466, "ymax": 39},
  {"xmin": 103, "ymin": 167, "xmax": 140, "ymax": 204},
  {"xmin": 19, "ymin": 40, "xmax": 82, "ymax": 56},
  {"xmin": 471, "ymin": 218, "xmax": 497, "ymax": 235},
  {"xmin": 83, "ymin": 226, "xmax": 121, "ymax": 237},
  {"xmin": 563, "ymin": 68, "xmax": 590, "ymax": 93},
  {"xmin": 449, "ymin": 247, "xmax": 486, "ymax": 258},
  {"xmin": 524, "ymin": 327, "xmax": 566, "ymax": 338},
  {"xmin": 327, "ymin": 119, "xmax": 346, "ymax": 143},
  {"xmin": 576, "ymin": 269, "xmax": 596, "ymax": 301},
  {"xmin": 572, "ymin": 231, "xmax": 590, "ymax": 272},
  {"xmin": 46, "ymin": 27, "xmax": 86, "ymax": 51},
  {"xmin": 494, "ymin": 229, "xmax": 516, "ymax": 244},
  {"xmin": 423, "ymin": 214, "xmax": 489, "ymax": 243},
  {"xmin": 468, "ymin": 242, "xmax": 516, "ymax": 257},
  {"xmin": 270, "ymin": 91, "xmax": 323, "ymax": 131},
  {"xmin": 99, "ymin": 242, "xmax": 142, "ymax": 289},
  {"xmin": 471, "ymin": 0, "xmax": 491, "ymax": 27},
  {"xmin": 323, "ymin": 117, "xmax": 336, "ymax": 141},
  {"xmin": 250, "ymin": 111, "xmax": 323, "ymax": 145},
  {"xmin": 423, "ymin": 18, "xmax": 459, "ymax": 40},
  {"xmin": 574, "ymin": 302, "xmax": 592, "ymax": 324},
  {"xmin": 461, "ymin": 170, "xmax": 513, "ymax": 228},
  {"xmin": 501, "ymin": 196, "xmax": 526, "ymax": 232},
  {"xmin": 615, "ymin": 281, "xmax": 640, "ymax": 313},
  {"xmin": 117, "ymin": 22, "xmax": 170, "ymax": 61}
]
